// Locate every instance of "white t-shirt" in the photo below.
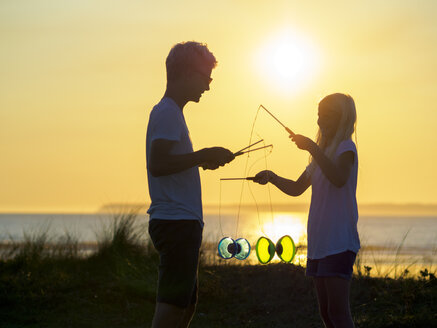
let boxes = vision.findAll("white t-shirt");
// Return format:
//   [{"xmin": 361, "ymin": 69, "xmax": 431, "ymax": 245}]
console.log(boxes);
[
  {"xmin": 306, "ymin": 139, "xmax": 360, "ymax": 259},
  {"xmin": 146, "ymin": 97, "xmax": 203, "ymax": 224}
]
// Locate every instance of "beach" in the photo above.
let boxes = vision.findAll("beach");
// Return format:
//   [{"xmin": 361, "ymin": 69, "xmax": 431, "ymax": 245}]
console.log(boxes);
[{"xmin": 1, "ymin": 212, "xmax": 435, "ymax": 327}]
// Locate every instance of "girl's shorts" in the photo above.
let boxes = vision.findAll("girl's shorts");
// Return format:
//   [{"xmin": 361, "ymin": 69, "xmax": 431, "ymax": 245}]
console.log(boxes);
[{"xmin": 306, "ymin": 250, "xmax": 356, "ymax": 280}]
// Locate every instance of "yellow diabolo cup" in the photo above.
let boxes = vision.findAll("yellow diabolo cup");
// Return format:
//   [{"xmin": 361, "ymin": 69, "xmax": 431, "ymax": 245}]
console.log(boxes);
[{"xmin": 255, "ymin": 235, "xmax": 296, "ymax": 264}]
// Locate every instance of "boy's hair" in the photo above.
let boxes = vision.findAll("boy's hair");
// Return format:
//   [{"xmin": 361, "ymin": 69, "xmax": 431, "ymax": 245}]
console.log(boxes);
[
  {"xmin": 308, "ymin": 93, "xmax": 357, "ymax": 173},
  {"xmin": 165, "ymin": 41, "xmax": 217, "ymax": 82}
]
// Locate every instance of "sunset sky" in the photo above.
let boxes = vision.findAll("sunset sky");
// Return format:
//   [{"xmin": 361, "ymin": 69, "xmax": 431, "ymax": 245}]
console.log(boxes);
[{"xmin": 1, "ymin": 0, "xmax": 437, "ymax": 213}]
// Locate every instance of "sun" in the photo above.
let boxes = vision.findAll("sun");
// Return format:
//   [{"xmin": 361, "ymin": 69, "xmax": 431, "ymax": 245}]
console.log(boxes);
[
  {"xmin": 261, "ymin": 213, "xmax": 307, "ymax": 245},
  {"xmin": 256, "ymin": 30, "xmax": 319, "ymax": 94}
]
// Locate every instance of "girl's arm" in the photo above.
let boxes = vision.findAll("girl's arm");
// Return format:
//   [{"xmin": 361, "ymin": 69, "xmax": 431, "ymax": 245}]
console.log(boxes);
[
  {"xmin": 310, "ymin": 146, "xmax": 354, "ymax": 188},
  {"xmin": 253, "ymin": 170, "xmax": 311, "ymax": 196},
  {"xmin": 291, "ymin": 134, "xmax": 354, "ymax": 188}
]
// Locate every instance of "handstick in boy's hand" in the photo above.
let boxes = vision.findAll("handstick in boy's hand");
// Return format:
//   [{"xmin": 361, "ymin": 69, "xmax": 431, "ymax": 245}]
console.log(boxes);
[
  {"xmin": 200, "ymin": 147, "xmax": 234, "ymax": 170},
  {"xmin": 234, "ymin": 144, "xmax": 273, "ymax": 157},
  {"xmin": 233, "ymin": 139, "xmax": 263, "ymax": 156}
]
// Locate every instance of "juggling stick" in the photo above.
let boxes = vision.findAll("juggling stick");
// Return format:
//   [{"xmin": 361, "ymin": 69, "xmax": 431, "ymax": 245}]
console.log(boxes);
[
  {"xmin": 234, "ymin": 139, "xmax": 263, "ymax": 155},
  {"xmin": 220, "ymin": 177, "xmax": 256, "ymax": 181},
  {"xmin": 260, "ymin": 105, "xmax": 295, "ymax": 137},
  {"xmin": 234, "ymin": 144, "xmax": 273, "ymax": 156},
  {"xmin": 234, "ymin": 139, "xmax": 273, "ymax": 157}
]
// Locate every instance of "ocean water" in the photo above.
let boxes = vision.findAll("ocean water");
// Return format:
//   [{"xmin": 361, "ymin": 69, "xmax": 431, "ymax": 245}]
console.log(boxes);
[{"xmin": 1, "ymin": 212, "xmax": 436, "ymax": 277}]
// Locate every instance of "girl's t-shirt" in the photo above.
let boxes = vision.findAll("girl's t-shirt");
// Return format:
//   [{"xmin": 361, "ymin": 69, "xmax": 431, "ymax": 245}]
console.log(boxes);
[{"xmin": 306, "ymin": 139, "xmax": 360, "ymax": 259}]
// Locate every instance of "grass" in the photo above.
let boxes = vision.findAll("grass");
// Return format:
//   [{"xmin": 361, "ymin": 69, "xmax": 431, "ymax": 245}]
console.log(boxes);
[
  {"xmin": 354, "ymin": 229, "xmax": 437, "ymax": 279},
  {"xmin": 0, "ymin": 213, "xmax": 436, "ymax": 327}
]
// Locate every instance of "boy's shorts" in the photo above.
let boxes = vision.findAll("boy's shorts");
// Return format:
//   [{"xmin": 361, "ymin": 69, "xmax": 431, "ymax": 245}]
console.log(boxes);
[
  {"xmin": 148, "ymin": 219, "xmax": 203, "ymax": 308},
  {"xmin": 306, "ymin": 250, "xmax": 356, "ymax": 280}
]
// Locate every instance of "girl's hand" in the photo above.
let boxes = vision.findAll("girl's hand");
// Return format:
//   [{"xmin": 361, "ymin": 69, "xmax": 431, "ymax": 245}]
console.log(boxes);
[
  {"xmin": 253, "ymin": 170, "xmax": 276, "ymax": 185},
  {"xmin": 289, "ymin": 134, "xmax": 317, "ymax": 153}
]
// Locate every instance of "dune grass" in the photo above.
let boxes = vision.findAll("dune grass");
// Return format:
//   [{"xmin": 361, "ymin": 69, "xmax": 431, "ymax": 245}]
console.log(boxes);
[{"xmin": 0, "ymin": 213, "xmax": 436, "ymax": 327}]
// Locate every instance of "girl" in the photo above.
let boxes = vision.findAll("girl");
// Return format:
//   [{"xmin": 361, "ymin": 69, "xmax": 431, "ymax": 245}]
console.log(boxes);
[{"xmin": 254, "ymin": 93, "xmax": 359, "ymax": 328}]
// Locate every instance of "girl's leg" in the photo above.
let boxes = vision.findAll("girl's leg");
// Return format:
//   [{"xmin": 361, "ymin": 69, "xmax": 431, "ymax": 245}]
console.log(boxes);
[
  {"xmin": 324, "ymin": 277, "xmax": 355, "ymax": 328},
  {"xmin": 313, "ymin": 277, "xmax": 335, "ymax": 328}
]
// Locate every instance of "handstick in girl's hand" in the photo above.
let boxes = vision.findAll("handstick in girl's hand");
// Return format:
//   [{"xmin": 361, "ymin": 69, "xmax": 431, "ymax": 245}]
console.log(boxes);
[
  {"xmin": 285, "ymin": 127, "xmax": 296, "ymax": 138},
  {"xmin": 260, "ymin": 105, "xmax": 295, "ymax": 137}
]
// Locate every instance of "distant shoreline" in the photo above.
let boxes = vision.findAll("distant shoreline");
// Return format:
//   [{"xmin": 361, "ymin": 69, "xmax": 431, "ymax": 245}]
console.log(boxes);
[
  {"xmin": 1, "ymin": 202, "xmax": 437, "ymax": 215},
  {"xmin": 98, "ymin": 202, "xmax": 437, "ymax": 216}
]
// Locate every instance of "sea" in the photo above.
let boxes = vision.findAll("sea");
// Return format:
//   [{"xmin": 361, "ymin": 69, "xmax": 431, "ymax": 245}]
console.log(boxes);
[{"xmin": 1, "ymin": 211, "xmax": 436, "ymax": 278}]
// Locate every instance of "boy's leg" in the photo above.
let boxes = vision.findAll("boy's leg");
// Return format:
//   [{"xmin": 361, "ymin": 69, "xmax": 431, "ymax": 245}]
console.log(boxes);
[
  {"xmin": 151, "ymin": 302, "xmax": 196, "ymax": 328},
  {"xmin": 324, "ymin": 277, "xmax": 355, "ymax": 328},
  {"xmin": 178, "ymin": 303, "xmax": 196, "ymax": 328},
  {"xmin": 152, "ymin": 302, "xmax": 185, "ymax": 328},
  {"xmin": 313, "ymin": 277, "xmax": 335, "ymax": 328},
  {"xmin": 149, "ymin": 220, "xmax": 202, "ymax": 328}
]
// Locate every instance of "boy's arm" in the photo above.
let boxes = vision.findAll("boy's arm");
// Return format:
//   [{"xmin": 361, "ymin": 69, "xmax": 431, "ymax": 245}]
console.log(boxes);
[{"xmin": 148, "ymin": 138, "xmax": 234, "ymax": 177}]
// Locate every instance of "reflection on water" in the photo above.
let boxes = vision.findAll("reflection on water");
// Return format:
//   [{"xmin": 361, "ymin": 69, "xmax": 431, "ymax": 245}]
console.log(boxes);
[
  {"xmin": 204, "ymin": 211, "xmax": 308, "ymax": 248},
  {"xmin": 203, "ymin": 211, "xmax": 437, "ymax": 278},
  {"xmin": 260, "ymin": 213, "xmax": 307, "ymax": 245},
  {"xmin": 202, "ymin": 243, "xmax": 436, "ymax": 278}
]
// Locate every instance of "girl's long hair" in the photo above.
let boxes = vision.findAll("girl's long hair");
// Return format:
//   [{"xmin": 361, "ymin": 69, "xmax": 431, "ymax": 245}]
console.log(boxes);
[{"xmin": 308, "ymin": 93, "xmax": 357, "ymax": 175}]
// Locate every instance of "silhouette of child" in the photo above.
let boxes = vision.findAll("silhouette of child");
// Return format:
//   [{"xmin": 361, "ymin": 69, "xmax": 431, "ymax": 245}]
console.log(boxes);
[{"xmin": 254, "ymin": 93, "xmax": 360, "ymax": 328}]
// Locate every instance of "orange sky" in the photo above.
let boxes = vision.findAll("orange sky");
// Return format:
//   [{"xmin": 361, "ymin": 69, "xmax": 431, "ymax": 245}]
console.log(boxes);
[{"xmin": 1, "ymin": 1, "xmax": 437, "ymax": 212}]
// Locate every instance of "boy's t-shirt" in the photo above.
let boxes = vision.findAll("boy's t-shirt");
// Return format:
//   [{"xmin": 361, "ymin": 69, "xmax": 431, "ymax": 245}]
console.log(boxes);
[
  {"xmin": 146, "ymin": 97, "xmax": 203, "ymax": 225},
  {"xmin": 306, "ymin": 139, "xmax": 360, "ymax": 259}
]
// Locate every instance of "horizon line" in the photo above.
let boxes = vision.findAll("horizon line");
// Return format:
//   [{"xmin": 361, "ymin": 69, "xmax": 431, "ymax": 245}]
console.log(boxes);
[{"xmin": 2, "ymin": 202, "xmax": 437, "ymax": 215}]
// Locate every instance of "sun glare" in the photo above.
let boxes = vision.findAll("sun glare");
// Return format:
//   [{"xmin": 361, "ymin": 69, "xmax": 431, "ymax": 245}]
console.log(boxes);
[
  {"xmin": 261, "ymin": 213, "xmax": 307, "ymax": 245},
  {"xmin": 256, "ymin": 30, "xmax": 319, "ymax": 94}
]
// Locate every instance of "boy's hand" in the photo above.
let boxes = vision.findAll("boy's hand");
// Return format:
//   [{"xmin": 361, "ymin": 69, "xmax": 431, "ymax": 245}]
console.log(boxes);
[
  {"xmin": 199, "ymin": 162, "xmax": 220, "ymax": 170},
  {"xmin": 202, "ymin": 147, "xmax": 235, "ymax": 168}
]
